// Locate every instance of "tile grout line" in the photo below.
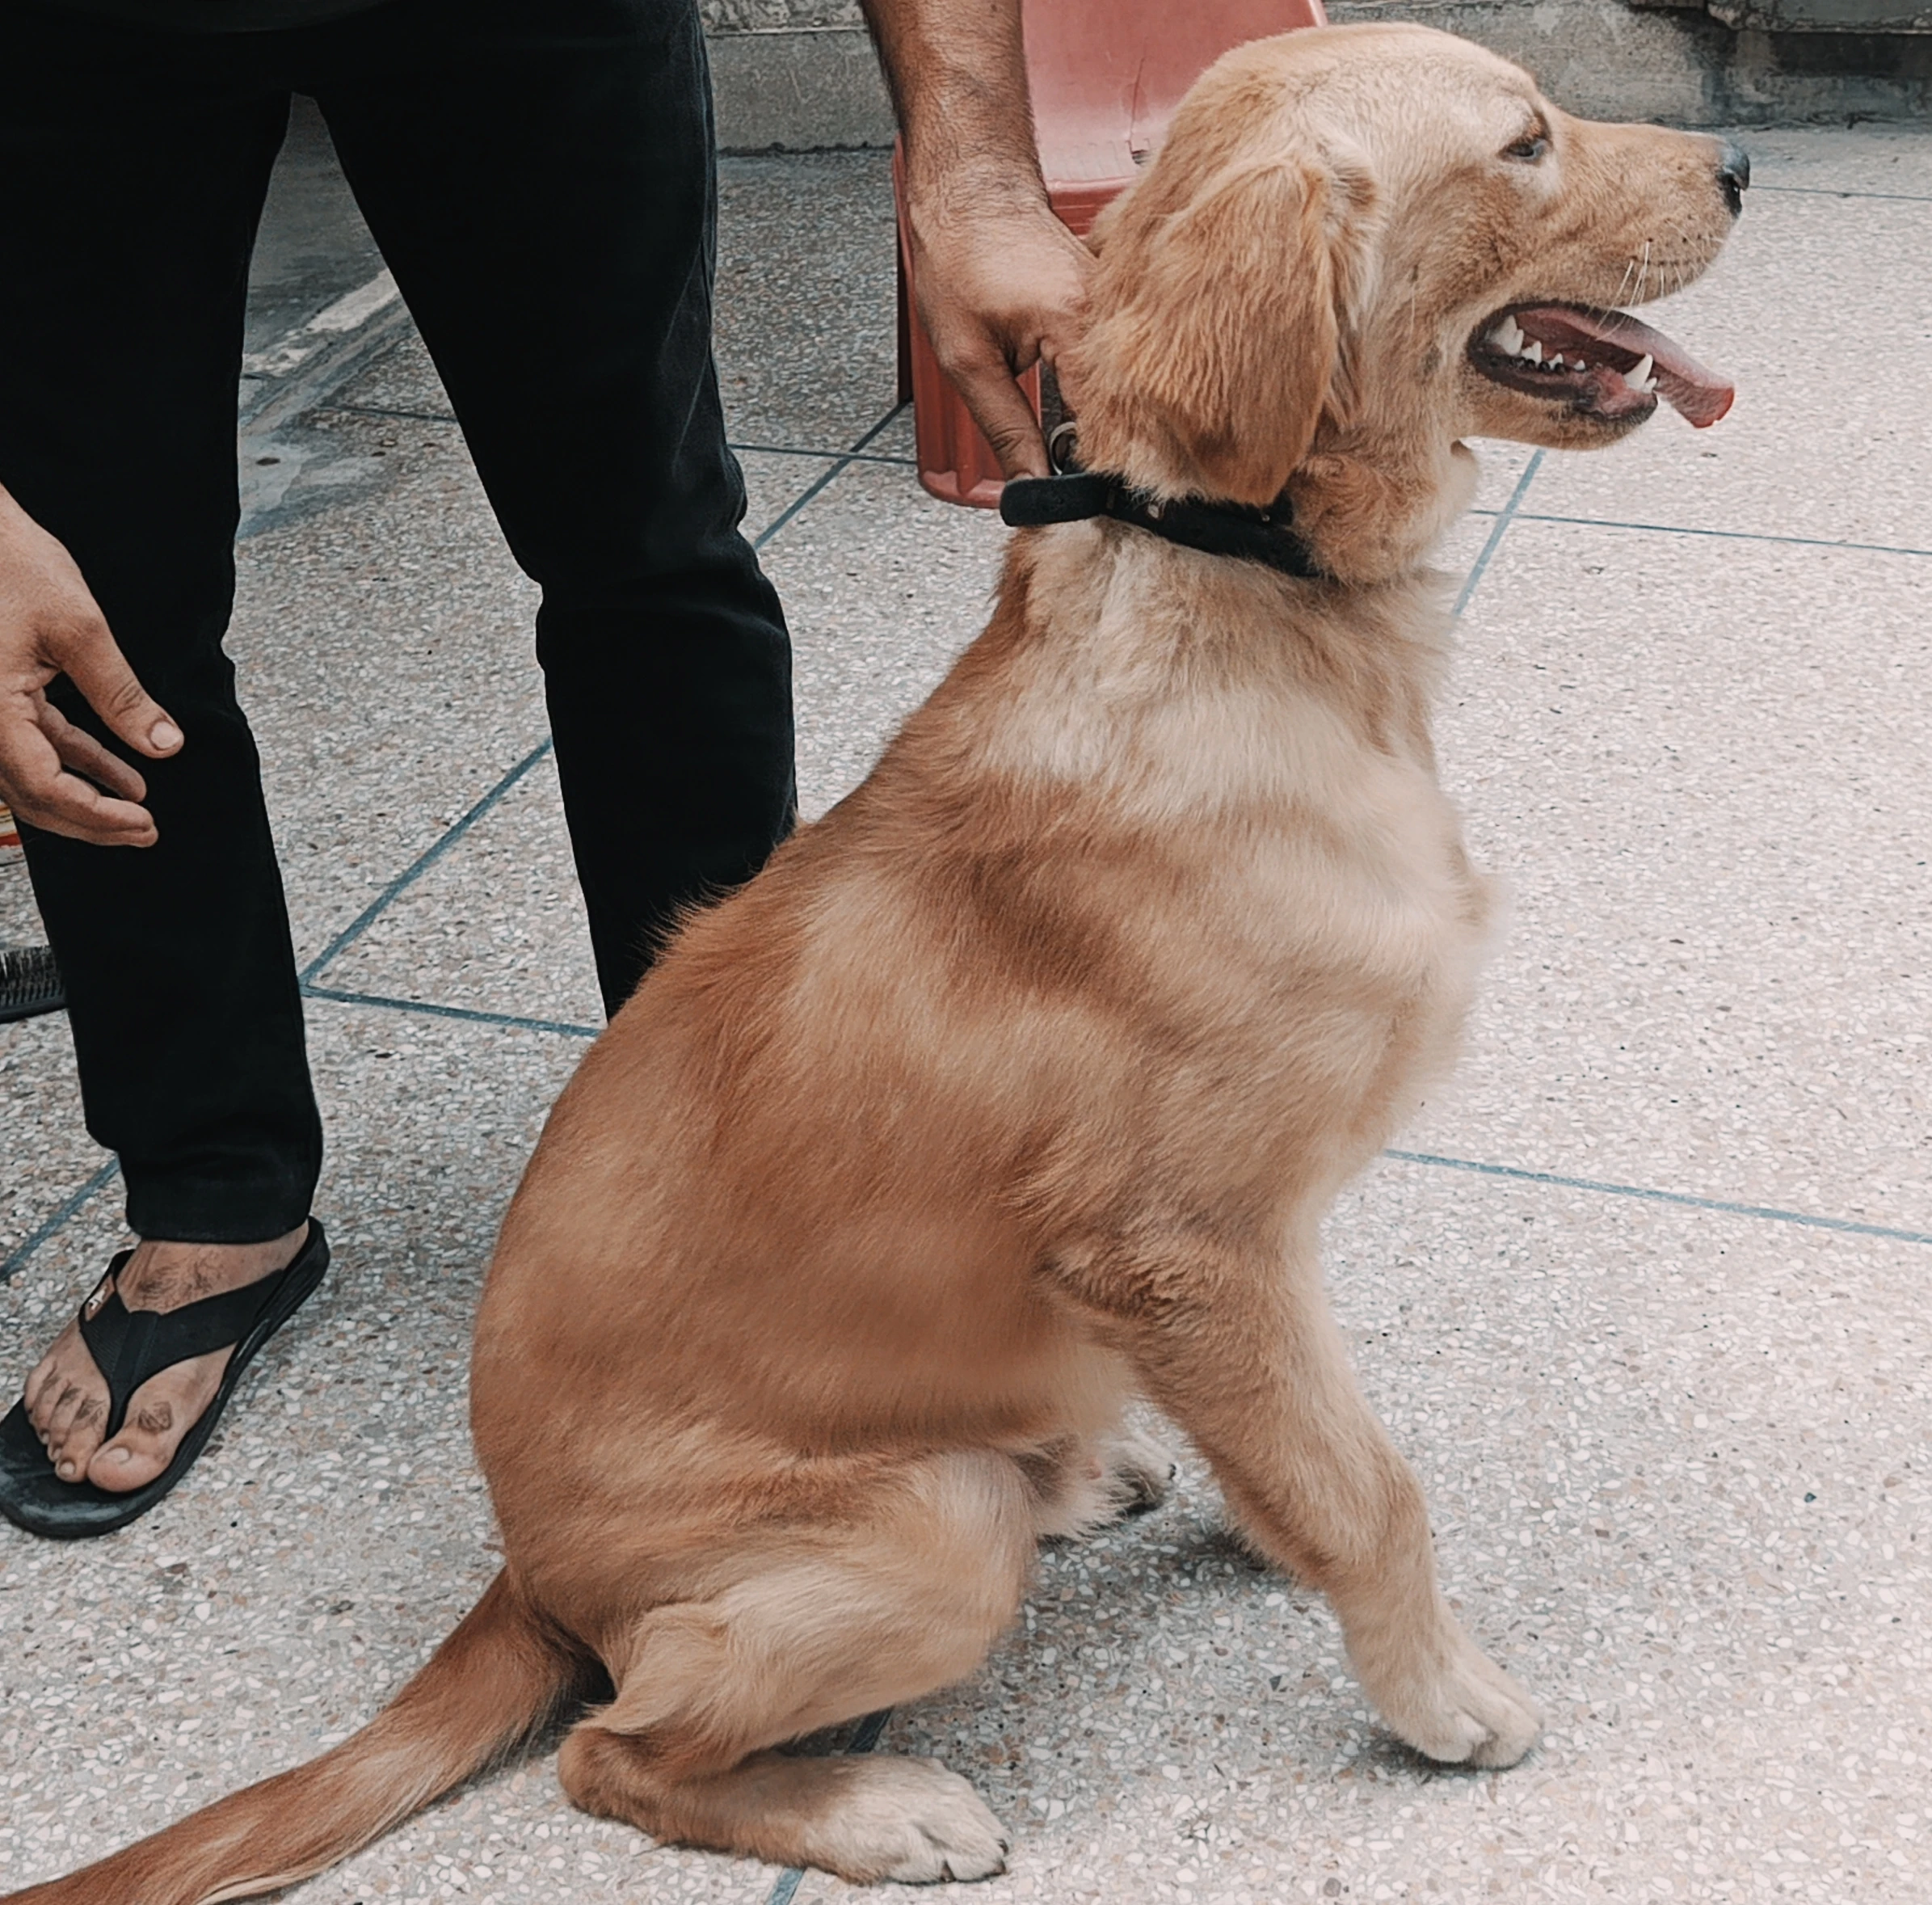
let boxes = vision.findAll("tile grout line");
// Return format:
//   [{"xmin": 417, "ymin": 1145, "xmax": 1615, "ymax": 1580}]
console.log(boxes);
[
  {"xmin": 1384, "ymin": 1149, "xmax": 1932, "ymax": 1248},
  {"xmin": 7, "ymin": 908, "xmax": 583, "ymax": 1283},
  {"xmin": 3, "ymin": 284, "xmax": 425, "ymax": 1280},
  {"xmin": 1454, "ymin": 451, "xmax": 1544, "ymax": 617},
  {"xmin": 4, "ymin": 403, "xmax": 899, "ymax": 1275},
  {"xmin": 8, "ymin": 1126, "xmax": 1922, "ymax": 1296},
  {"xmin": 730, "ymin": 439, "xmax": 916, "ymax": 468},
  {"xmin": 2, "ymin": 1159, "xmax": 121, "ymax": 1285},
  {"xmin": 292, "ymin": 996, "xmax": 1932, "ymax": 1252},
  {"xmin": 1754, "ymin": 183, "xmax": 1932, "ymax": 204},
  {"xmin": 1513, "ymin": 511, "xmax": 1932, "ymax": 560},
  {"xmin": 313, "ymin": 400, "xmax": 920, "ymax": 468},
  {"xmin": 301, "ymin": 984, "xmax": 598, "ymax": 1040},
  {"xmin": 17, "ymin": 402, "xmax": 1918, "ymax": 1271},
  {"xmin": 763, "ymin": 1709, "xmax": 893, "ymax": 1905},
  {"xmin": 754, "ymin": 405, "xmax": 909, "ymax": 552},
  {"xmin": 297, "ymin": 738, "xmax": 555, "ymax": 987},
  {"xmin": 295, "ymin": 403, "xmax": 906, "ymax": 1006},
  {"xmin": 312, "ymin": 400, "xmax": 458, "ymax": 426},
  {"xmin": 293, "ymin": 402, "xmax": 1932, "ymax": 567}
]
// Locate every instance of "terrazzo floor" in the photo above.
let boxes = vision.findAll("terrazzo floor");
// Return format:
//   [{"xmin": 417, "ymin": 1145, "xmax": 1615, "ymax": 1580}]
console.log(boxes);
[{"xmin": 2, "ymin": 104, "xmax": 1927, "ymax": 1905}]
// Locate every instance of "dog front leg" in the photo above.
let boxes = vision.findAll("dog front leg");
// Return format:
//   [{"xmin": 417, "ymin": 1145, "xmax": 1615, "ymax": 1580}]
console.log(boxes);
[{"xmin": 1056, "ymin": 1233, "xmax": 1541, "ymax": 1768}]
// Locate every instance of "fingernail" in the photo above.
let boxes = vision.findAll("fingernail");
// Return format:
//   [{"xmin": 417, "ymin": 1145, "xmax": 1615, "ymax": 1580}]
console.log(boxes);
[
  {"xmin": 105, "ymin": 1446, "xmax": 131, "ymax": 1464},
  {"xmin": 150, "ymin": 720, "xmax": 183, "ymax": 751},
  {"xmin": 57, "ymin": 1462, "xmax": 75, "ymax": 1480}
]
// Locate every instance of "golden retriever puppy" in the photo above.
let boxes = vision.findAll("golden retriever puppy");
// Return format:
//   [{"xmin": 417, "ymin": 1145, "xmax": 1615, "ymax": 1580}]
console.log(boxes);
[{"xmin": 6, "ymin": 23, "xmax": 1743, "ymax": 1903}]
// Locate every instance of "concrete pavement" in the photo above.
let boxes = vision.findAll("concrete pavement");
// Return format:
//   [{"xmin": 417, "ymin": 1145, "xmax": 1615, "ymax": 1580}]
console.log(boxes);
[{"xmin": 2, "ymin": 110, "xmax": 1927, "ymax": 1905}]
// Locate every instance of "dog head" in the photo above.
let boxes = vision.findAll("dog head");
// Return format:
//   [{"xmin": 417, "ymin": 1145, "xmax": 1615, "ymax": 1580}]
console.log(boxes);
[{"xmin": 1066, "ymin": 24, "xmax": 1742, "ymax": 581}]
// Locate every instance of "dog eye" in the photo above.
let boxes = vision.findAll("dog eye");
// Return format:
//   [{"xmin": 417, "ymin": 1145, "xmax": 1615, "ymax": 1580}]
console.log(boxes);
[{"xmin": 1503, "ymin": 132, "xmax": 1550, "ymax": 163}]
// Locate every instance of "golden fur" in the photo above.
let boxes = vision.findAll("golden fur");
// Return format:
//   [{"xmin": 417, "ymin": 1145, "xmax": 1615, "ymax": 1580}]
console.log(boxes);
[{"xmin": 7, "ymin": 24, "xmax": 1740, "ymax": 1901}]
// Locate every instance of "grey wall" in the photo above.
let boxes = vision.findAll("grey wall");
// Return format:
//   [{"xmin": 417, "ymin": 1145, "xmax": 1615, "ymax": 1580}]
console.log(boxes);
[
  {"xmin": 700, "ymin": 0, "xmax": 1932, "ymax": 147},
  {"xmin": 701, "ymin": 1, "xmax": 893, "ymax": 149},
  {"xmin": 703, "ymin": 0, "xmax": 863, "ymax": 23}
]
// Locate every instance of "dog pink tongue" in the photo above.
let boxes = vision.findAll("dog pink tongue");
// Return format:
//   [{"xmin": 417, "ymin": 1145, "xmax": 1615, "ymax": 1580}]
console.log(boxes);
[{"xmin": 1515, "ymin": 305, "xmax": 1735, "ymax": 428}]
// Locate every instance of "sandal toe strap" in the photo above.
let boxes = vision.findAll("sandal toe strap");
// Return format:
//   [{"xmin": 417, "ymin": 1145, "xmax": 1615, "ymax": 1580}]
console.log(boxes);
[{"xmin": 78, "ymin": 1252, "xmax": 293, "ymax": 1443}]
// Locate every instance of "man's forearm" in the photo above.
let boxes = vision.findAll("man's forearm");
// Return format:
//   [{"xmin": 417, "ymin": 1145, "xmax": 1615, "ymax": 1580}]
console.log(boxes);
[
  {"xmin": 861, "ymin": 0, "xmax": 1044, "ymax": 206},
  {"xmin": 859, "ymin": 0, "xmax": 1088, "ymax": 478}
]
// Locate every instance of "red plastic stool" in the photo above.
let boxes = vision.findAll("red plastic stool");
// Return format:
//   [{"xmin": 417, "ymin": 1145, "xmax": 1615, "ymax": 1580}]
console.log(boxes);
[{"xmin": 894, "ymin": 0, "xmax": 1328, "ymax": 508}]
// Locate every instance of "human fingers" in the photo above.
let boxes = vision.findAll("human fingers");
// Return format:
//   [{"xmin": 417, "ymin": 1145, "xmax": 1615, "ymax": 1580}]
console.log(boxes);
[
  {"xmin": 947, "ymin": 343, "xmax": 1053, "ymax": 478},
  {"xmin": 42, "ymin": 697, "xmax": 149, "ymax": 803},
  {"xmin": 48, "ymin": 607, "xmax": 181, "ymax": 761},
  {"xmin": 912, "ymin": 203, "xmax": 1092, "ymax": 478},
  {"xmin": 0, "ymin": 705, "xmax": 159, "ymax": 846},
  {"xmin": 0, "ymin": 498, "xmax": 181, "ymax": 760}
]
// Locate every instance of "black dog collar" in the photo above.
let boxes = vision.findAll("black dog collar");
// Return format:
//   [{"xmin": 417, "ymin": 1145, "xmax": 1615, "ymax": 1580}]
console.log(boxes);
[{"xmin": 999, "ymin": 469, "xmax": 1324, "ymax": 580}]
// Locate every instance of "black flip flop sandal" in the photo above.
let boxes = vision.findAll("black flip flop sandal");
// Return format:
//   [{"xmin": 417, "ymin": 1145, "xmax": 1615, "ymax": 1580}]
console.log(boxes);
[{"xmin": 0, "ymin": 1219, "xmax": 330, "ymax": 1540}]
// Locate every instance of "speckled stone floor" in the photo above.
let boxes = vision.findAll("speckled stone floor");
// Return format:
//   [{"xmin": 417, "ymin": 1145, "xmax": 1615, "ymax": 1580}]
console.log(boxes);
[{"xmin": 2, "ymin": 108, "xmax": 1929, "ymax": 1905}]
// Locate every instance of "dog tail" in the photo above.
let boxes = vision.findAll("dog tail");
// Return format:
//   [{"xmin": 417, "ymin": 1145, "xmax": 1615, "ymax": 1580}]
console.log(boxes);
[{"xmin": 2, "ymin": 1570, "xmax": 576, "ymax": 1905}]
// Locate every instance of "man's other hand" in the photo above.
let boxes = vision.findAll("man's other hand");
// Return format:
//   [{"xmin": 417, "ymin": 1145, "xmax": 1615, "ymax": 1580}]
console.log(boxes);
[{"xmin": 0, "ymin": 486, "xmax": 181, "ymax": 846}]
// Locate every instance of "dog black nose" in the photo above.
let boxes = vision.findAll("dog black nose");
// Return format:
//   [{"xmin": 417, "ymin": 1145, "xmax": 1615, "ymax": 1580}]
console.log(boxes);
[{"xmin": 1716, "ymin": 141, "xmax": 1750, "ymax": 217}]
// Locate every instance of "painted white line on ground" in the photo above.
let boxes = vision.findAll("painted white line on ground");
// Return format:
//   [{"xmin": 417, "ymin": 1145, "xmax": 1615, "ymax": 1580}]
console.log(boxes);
[{"xmin": 242, "ymin": 268, "xmax": 401, "ymax": 377}]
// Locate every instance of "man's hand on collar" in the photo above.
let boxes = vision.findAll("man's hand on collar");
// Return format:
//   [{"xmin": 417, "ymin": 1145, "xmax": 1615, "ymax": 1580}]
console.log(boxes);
[{"xmin": 861, "ymin": 0, "xmax": 1092, "ymax": 480}]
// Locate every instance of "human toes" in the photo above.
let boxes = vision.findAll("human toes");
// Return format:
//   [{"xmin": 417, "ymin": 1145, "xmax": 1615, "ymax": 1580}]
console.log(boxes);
[
  {"xmin": 41, "ymin": 1385, "xmax": 110, "ymax": 1482},
  {"xmin": 86, "ymin": 1347, "xmax": 226, "ymax": 1493},
  {"xmin": 23, "ymin": 1322, "xmax": 84, "ymax": 1422},
  {"xmin": 87, "ymin": 1397, "xmax": 183, "ymax": 1491},
  {"xmin": 23, "ymin": 1339, "xmax": 109, "ymax": 1481}
]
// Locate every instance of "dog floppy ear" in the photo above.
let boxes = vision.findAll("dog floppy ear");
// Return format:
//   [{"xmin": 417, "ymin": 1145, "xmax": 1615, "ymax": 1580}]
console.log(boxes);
[{"xmin": 1075, "ymin": 155, "xmax": 1365, "ymax": 506}]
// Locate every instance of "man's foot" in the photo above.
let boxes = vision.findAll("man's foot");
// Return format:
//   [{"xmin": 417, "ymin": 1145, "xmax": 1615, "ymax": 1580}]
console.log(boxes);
[{"xmin": 21, "ymin": 1227, "xmax": 310, "ymax": 1492}]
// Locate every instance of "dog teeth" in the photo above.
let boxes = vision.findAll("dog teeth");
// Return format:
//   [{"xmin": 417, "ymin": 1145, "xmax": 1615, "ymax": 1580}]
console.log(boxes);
[
  {"xmin": 1490, "ymin": 326, "xmax": 1609, "ymax": 377},
  {"xmin": 1622, "ymin": 353, "xmax": 1655, "ymax": 391}
]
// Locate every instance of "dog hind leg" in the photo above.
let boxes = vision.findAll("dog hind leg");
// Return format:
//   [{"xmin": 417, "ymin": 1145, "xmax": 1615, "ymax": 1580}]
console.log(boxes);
[
  {"xmin": 1017, "ymin": 1425, "xmax": 1175, "ymax": 1540},
  {"xmin": 557, "ymin": 1451, "xmax": 1030, "ymax": 1884}
]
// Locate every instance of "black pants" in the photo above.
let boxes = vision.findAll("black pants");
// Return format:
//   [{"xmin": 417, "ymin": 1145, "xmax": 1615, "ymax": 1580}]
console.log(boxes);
[{"xmin": 2, "ymin": 0, "xmax": 795, "ymax": 1243}]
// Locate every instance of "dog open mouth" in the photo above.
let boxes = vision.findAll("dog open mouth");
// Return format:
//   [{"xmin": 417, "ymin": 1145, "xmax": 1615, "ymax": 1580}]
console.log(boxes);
[{"xmin": 1470, "ymin": 303, "xmax": 1734, "ymax": 428}]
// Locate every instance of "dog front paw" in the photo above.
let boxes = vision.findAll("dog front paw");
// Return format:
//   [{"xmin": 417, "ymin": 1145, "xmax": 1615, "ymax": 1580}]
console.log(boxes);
[{"xmin": 1354, "ymin": 1615, "xmax": 1542, "ymax": 1768}]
